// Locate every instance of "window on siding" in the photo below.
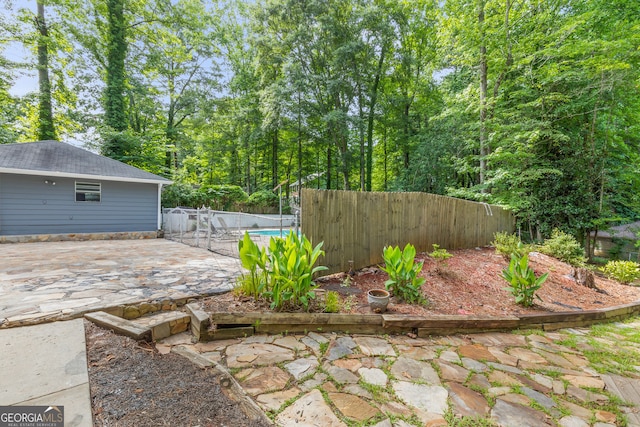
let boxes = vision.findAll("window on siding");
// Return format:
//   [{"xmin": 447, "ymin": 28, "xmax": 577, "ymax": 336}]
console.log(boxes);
[{"xmin": 75, "ymin": 181, "xmax": 101, "ymax": 202}]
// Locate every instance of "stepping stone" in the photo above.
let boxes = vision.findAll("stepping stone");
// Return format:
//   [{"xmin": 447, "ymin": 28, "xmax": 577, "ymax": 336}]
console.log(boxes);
[
  {"xmin": 520, "ymin": 386, "xmax": 557, "ymax": 411},
  {"xmin": 235, "ymin": 366, "xmax": 290, "ymax": 396},
  {"xmin": 447, "ymin": 382, "xmax": 489, "ymax": 417},
  {"xmin": 515, "ymin": 374, "xmax": 552, "ymax": 394},
  {"xmin": 488, "ymin": 347, "xmax": 519, "ymax": 366},
  {"xmin": 358, "ymin": 367, "xmax": 388, "ymax": 387},
  {"xmin": 594, "ymin": 410, "xmax": 616, "ymax": 424},
  {"xmin": 491, "ymin": 399, "xmax": 554, "ymax": 426},
  {"xmin": 458, "ymin": 344, "xmax": 498, "ymax": 362},
  {"xmin": 562, "ymin": 375, "xmax": 605, "ymax": 390},
  {"xmin": 276, "ymin": 389, "xmax": 347, "ymax": 427},
  {"xmin": 273, "ymin": 335, "xmax": 306, "ymax": 351},
  {"xmin": 328, "ymin": 392, "xmax": 380, "ymax": 422},
  {"xmin": 392, "ymin": 381, "xmax": 448, "ymax": 415},
  {"xmin": 553, "ymin": 380, "xmax": 566, "ymax": 395},
  {"xmin": 327, "ymin": 340, "xmax": 354, "ymax": 361},
  {"xmin": 256, "ymin": 387, "xmax": 301, "ymax": 412},
  {"xmin": 325, "ymin": 364, "xmax": 359, "ymax": 385},
  {"xmin": 342, "ymin": 384, "xmax": 373, "ymax": 399},
  {"xmin": 472, "ymin": 333, "xmax": 527, "ymax": 347},
  {"xmin": 301, "ymin": 336, "xmax": 322, "ymax": 354},
  {"xmin": 400, "ymin": 346, "xmax": 437, "ymax": 361},
  {"xmin": 488, "ymin": 370, "xmax": 523, "ymax": 387},
  {"xmin": 355, "ymin": 336, "xmax": 396, "ymax": 357},
  {"xmin": 461, "ymin": 357, "xmax": 488, "ymax": 372},
  {"xmin": 307, "ymin": 331, "xmax": 329, "ymax": 344},
  {"xmin": 333, "ymin": 359, "xmax": 362, "ymax": 372},
  {"xmin": 532, "ymin": 348, "xmax": 575, "ymax": 369},
  {"xmin": 381, "ymin": 401, "xmax": 413, "ymax": 418},
  {"xmin": 488, "ymin": 387, "xmax": 513, "ymax": 397},
  {"xmin": 439, "ymin": 350, "xmax": 461, "ymax": 364},
  {"xmin": 509, "ymin": 347, "xmax": 548, "ymax": 364},
  {"xmin": 226, "ymin": 343, "xmax": 295, "ymax": 368},
  {"xmin": 558, "ymin": 415, "xmax": 589, "ymax": 427},
  {"xmin": 299, "ymin": 372, "xmax": 327, "ymax": 392},
  {"xmin": 500, "ymin": 393, "xmax": 531, "ymax": 406},
  {"xmin": 468, "ymin": 373, "xmax": 491, "ymax": 390},
  {"xmin": 487, "ymin": 361, "xmax": 523, "ymax": 375},
  {"xmin": 435, "ymin": 360, "xmax": 469, "ymax": 383},
  {"xmin": 390, "ymin": 357, "xmax": 440, "ymax": 384},
  {"xmin": 284, "ymin": 356, "xmax": 319, "ymax": 380},
  {"xmin": 566, "ymin": 385, "xmax": 609, "ymax": 404},
  {"xmin": 530, "ymin": 373, "xmax": 554, "ymax": 390},
  {"xmin": 557, "ymin": 399, "xmax": 592, "ymax": 419}
]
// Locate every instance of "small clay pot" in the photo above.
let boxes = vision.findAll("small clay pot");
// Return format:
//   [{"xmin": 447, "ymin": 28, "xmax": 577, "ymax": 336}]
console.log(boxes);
[{"xmin": 367, "ymin": 289, "xmax": 390, "ymax": 313}]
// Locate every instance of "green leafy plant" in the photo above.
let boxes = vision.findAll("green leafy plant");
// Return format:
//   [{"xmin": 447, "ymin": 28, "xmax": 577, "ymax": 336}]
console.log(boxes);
[
  {"xmin": 237, "ymin": 231, "xmax": 268, "ymax": 299},
  {"xmin": 501, "ymin": 253, "xmax": 549, "ymax": 307},
  {"xmin": 237, "ymin": 231, "xmax": 328, "ymax": 311},
  {"xmin": 429, "ymin": 243, "xmax": 452, "ymax": 272},
  {"xmin": 246, "ymin": 190, "xmax": 280, "ymax": 209},
  {"xmin": 379, "ymin": 243, "xmax": 427, "ymax": 304},
  {"xmin": 539, "ymin": 229, "xmax": 586, "ymax": 266},
  {"xmin": 600, "ymin": 260, "xmax": 640, "ymax": 285},
  {"xmin": 492, "ymin": 232, "xmax": 530, "ymax": 259},
  {"xmin": 323, "ymin": 291, "xmax": 340, "ymax": 313}
]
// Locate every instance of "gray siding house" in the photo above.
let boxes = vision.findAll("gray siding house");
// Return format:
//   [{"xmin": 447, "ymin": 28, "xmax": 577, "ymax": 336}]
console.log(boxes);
[{"xmin": 0, "ymin": 141, "xmax": 171, "ymax": 236}]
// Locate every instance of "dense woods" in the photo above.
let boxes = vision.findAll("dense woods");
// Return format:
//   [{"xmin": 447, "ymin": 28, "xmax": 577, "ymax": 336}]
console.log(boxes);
[{"xmin": 1, "ymin": 0, "xmax": 639, "ymax": 243}]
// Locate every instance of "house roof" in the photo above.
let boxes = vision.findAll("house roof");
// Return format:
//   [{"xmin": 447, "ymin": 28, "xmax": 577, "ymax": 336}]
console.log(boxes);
[
  {"xmin": 593, "ymin": 221, "xmax": 640, "ymax": 240},
  {"xmin": 0, "ymin": 141, "xmax": 171, "ymax": 185}
]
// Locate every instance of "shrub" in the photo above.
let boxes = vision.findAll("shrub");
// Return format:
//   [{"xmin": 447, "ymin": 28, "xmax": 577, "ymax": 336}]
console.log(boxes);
[
  {"xmin": 324, "ymin": 291, "xmax": 340, "ymax": 313},
  {"xmin": 194, "ymin": 185, "xmax": 249, "ymax": 210},
  {"xmin": 501, "ymin": 253, "xmax": 549, "ymax": 307},
  {"xmin": 429, "ymin": 244, "xmax": 453, "ymax": 272},
  {"xmin": 161, "ymin": 183, "xmax": 196, "ymax": 208},
  {"xmin": 492, "ymin": 232, "xmax": 530, "ymax": 258},
  {"xmin": 246, "ymin": 190, "xmax": 280, "ymax": 209},
  {"xmin": 539, "ymin": 229, "xmax": 586, "ymax": 266},
  {"xmin": 600, "ymin": 260, "xmax": 640, "ymax": 285},
  {"xmin": 379, "ymin": 243, "xmax": 427, "ymax": 305},
  {"xmin": 236, "ymin": 231, "xmax": 328, "ymax": 311}
]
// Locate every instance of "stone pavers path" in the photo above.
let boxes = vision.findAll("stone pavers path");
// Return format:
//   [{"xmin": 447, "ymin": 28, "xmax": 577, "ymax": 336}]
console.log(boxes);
[
  {"xmin": 159, "ymin": 321, "xmax": 640, "ymax": 427},
  {"xmin": 0, "ymin": 239, "xmax": 240, "ymax": 327}
]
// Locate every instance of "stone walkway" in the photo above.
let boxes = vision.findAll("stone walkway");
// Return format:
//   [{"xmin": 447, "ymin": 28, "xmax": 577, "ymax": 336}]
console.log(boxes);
[
  {"xmin": 0, "ymin": 239, "xmax": 240, "ymax": 327},
  {"xmin": 158, "ymin": 321, "xmax": 640, "ymax": 427}
]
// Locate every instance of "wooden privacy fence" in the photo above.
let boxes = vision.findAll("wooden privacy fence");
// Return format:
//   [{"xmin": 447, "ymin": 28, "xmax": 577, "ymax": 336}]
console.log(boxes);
[{"xmin": 301, "ymin": 189, "xmax": 514, "ymax": 275}]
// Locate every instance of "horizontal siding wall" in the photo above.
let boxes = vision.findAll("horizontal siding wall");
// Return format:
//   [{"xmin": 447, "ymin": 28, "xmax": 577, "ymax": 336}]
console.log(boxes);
[
  {"xmin": 301, "ymin": 189, "xmax": 515, "ymax": 275},
  {"xmin": 0, "ymin": 173, "xmax": 158, "ymax": 235}
]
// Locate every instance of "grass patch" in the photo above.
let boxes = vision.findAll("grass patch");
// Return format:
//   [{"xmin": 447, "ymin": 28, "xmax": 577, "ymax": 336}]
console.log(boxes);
[{"xmin": 444, "ymin": 407, "xmax": 498, "ymax": 427}]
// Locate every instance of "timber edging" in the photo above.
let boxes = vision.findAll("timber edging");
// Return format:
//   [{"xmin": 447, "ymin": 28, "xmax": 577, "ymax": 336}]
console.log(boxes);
[{"xmin": 188, "ymin": 300, "xmax": 640, "ymax": 341}]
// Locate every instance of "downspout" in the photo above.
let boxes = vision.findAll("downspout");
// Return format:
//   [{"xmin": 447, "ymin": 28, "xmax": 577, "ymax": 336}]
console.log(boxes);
[{"xmin": 157, "ymin": 184, "xmax": 163, "ymax": 231}]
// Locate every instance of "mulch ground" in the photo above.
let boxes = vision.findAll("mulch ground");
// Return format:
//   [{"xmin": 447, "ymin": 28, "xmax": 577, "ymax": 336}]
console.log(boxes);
[{"xmin": 85, "ymin": 321, "xmax": 270, "ymax": 427}]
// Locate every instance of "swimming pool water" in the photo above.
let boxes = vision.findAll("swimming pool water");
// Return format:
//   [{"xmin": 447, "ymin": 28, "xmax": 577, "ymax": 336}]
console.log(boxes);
[{"xmin": 248, "ymin": 229, "xmax": 296, "ymax": 237}]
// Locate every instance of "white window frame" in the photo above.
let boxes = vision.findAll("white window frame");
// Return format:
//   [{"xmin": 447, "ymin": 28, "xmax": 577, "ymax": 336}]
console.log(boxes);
[{"xmin": 75, "ymin": 181, "xmax": 101, "ymax": 202}]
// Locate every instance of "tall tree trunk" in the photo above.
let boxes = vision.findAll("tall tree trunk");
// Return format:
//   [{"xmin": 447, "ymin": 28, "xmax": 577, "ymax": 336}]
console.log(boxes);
[
  {"xmin": 105, "ymin": 0, "xmax": 127, "ymax": 132},
  {"xmin": 478, "ymin": 0, "xmax": 488, "ymax": 186},
  {"xmin": 366, "ymin": 45, "xmax": 386, "ymax": 192},
  {"xmin": 326, "ymin": 143, "xmax": 332, "ymax": 190},
  {"xmin": 36, "ymin": 1, "xmax": 56, "ymax": 141}
]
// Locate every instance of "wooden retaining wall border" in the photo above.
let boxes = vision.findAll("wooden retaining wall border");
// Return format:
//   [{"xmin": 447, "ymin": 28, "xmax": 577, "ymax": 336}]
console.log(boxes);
[{"xmin": 190, "ymin": 300, "xmax": 640, "ymax": 341}]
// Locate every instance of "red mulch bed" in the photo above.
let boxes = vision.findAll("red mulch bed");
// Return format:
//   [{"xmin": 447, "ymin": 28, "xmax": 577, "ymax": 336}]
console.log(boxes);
[{"xmin": 202, "ymin": 248, "xmax": 640, "ymax": 317}]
